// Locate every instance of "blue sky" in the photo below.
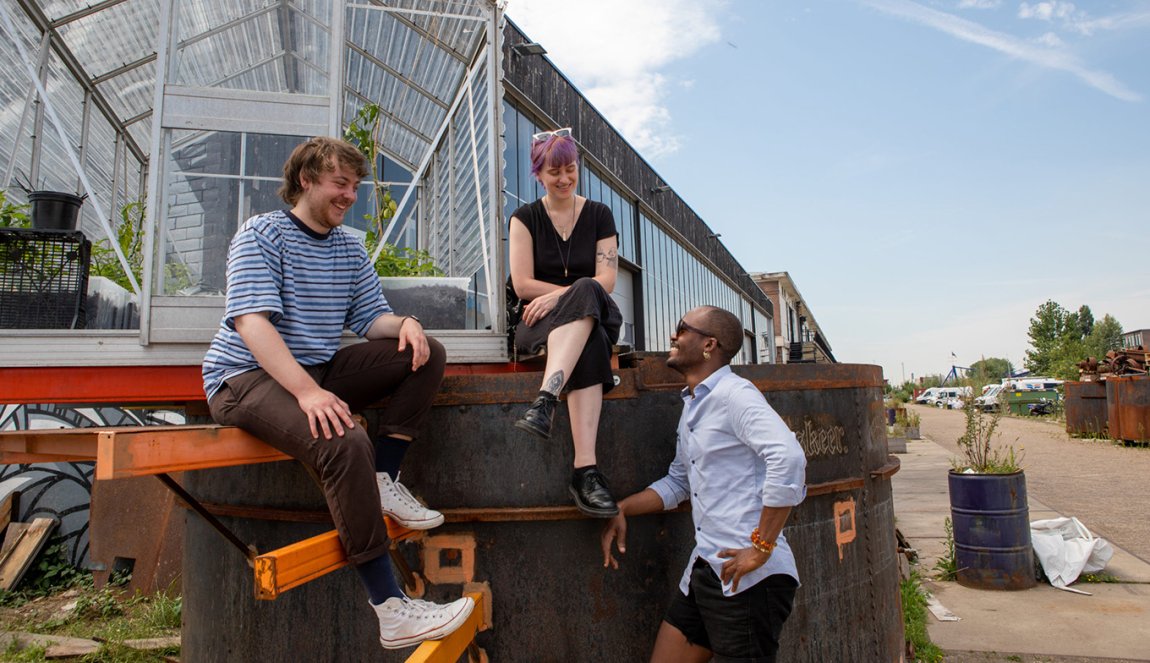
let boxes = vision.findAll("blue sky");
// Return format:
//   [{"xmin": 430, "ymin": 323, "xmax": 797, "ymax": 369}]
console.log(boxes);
[{"xmin": 506, "ymin": 0, "xmax": 1150, "ymax": 384}]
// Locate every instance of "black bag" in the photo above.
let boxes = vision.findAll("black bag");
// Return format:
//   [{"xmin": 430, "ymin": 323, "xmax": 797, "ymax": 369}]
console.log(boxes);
[{"xmin": 506, "ymin": 276, "xmax": 523, "ymax": 357}]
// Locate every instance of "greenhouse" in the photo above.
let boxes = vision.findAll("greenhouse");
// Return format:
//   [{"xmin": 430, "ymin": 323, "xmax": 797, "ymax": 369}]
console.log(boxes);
[{"xmin": 0, "ymin": 0, "xmax": 775, "ymax": 370}]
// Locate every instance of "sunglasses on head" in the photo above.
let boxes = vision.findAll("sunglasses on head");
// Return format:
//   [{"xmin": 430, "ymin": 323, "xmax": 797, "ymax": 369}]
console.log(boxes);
[
  {"xmin": 532, "ymin": 127, "xmax": 573, "ymax": 143},
  {"xmin": 675, "ymin": 319, "xmax": 722, "ymax": 348}
]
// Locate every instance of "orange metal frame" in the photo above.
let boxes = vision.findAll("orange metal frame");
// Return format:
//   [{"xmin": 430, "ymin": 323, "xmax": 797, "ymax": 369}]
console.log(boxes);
[{"xmin": 0, "ymin": 362, "xmax": 541, "ymax": 405}]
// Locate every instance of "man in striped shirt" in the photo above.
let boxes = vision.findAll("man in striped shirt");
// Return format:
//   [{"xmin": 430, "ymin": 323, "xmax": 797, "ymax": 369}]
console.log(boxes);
[{"xmin": 202, "ymin": 136, "xmax": 473, "ymax": 650}]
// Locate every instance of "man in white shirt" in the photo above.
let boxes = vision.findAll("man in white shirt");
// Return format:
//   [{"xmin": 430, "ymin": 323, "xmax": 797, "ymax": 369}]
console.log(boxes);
[{"xmin": 601, "ymin": 306, "xmax": 807, "ymax": 662}]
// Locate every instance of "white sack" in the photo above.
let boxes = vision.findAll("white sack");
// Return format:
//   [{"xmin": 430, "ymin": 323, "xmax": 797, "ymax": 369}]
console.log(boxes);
[{"xmin": 1030, "ymin": 517, "xmax": 1114, "ymax": 594}]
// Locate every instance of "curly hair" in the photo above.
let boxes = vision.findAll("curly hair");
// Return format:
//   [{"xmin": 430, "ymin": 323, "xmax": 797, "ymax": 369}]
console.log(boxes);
[{"xmin": 278, "ymin": 137, "xmax": 369, "ymax": 205}]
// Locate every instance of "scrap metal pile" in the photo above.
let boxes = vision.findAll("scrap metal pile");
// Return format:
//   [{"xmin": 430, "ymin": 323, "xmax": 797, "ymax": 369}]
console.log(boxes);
[{"xmin": 1076, "ymin": 347, "xmax": 1149, "ymax": 381}]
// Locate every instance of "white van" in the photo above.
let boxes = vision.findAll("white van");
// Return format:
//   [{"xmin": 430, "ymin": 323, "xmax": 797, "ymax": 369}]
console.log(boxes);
[
  {"xmin": 915, "ymin": 387, "xmax": 942, "ymax": 405},
  {"xmin": 934, "ymin": 386, "xmax": 973, "ymax": 409},
  {"xmin": 975, "ymin": 384, "xmax": 1004, "ymax": 411}
]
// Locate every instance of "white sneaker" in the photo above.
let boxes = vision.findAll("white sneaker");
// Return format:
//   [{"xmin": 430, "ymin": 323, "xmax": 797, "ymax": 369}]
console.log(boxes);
[
  {"xmin": 377, "ymin": 472, "xmax": 445, "ymax": 529},
  {"xmin": 373, "ymin": 595, "xmax": 475, "ymax": 649}
]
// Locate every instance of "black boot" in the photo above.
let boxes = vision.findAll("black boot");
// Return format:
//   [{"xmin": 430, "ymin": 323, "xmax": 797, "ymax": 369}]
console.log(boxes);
[
  {"xmin": 570, "ymin": 467, "xmax": 619, "ymax": 518},
  {"xmin": 515, "ymin": 393, "xmax": 558, "ymax": 439}
]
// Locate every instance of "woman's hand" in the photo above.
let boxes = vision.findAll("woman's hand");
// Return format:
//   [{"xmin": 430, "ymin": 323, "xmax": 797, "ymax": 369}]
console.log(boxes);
[{"xmin": 521, "ymin": 287, "xmax": 566, "ymax": 327}]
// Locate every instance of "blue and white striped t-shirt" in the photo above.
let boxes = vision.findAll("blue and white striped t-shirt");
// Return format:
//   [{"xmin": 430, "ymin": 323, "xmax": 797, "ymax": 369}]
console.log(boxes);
[{"xmin": 202, "ymin": 210, "xmax": 391, "ymax": 400}]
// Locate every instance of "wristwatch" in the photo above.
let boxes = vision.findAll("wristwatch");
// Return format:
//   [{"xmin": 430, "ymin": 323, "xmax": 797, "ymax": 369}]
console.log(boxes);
[{"xmin": 402, "ymin": 315, "xmax": 421, "ymax": 326}]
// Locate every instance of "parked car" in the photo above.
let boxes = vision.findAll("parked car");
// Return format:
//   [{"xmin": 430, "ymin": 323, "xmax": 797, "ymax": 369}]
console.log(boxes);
[
  {"xmin": 933, "ymin": 387, "xmax": 973, "ymax": 409},
  {"xmin": 975, "ymin": 384, "xmax": 1004, "ymax": 411},
  {"xmin": 915, "ymin": 387, "xmax": 942, "ymax": 405}
]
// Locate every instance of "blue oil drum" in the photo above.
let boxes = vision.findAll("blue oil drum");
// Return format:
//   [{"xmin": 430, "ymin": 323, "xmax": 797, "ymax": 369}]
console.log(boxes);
[{"xmin": 947, "ymin": 470, "xmax": 1036, "ymax": 590}]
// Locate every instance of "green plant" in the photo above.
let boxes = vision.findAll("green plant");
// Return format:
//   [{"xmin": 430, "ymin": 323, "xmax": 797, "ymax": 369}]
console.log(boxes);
[
  {"xmin": 905, "ymin": 410, "xmax": 921, "ymax": 428},
  {"xmin": 89, "ymin": 200, "xmax": 144, "ymax": 291},
  {"xmin": 933, "ymin": 517, "xmax": 957, "ymax": 581},
  {"xmin": 0, "ymin": 189, "xmax": 30, "ymax": 228},
  {"xmin": 951, "ymin": 388, "xmax": 1023, "ymax": 474},
  {"xmin": 900, "ymin": 570, "xmax": 944, "ymax": 662},
  {"xmin": 344, "ymin": 104, "xmax": 442, "ymax": 277}
]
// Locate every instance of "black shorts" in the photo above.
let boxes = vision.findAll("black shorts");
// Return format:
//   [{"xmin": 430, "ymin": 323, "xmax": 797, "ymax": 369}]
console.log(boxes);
[{"xmin": 664, "ymin": 559, "xmax": 798, "ymax": 663}]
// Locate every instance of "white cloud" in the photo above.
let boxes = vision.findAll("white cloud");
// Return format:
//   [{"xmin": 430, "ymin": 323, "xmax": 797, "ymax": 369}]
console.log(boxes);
[
  {"xmin": 1018, "ymin": 1, "xmax": 1077, "ymax": 22},
  {"xmin": 860, "ymin": 0, "xmax": 1142, "ymax": 102},
  {"xmin": 505, "ymin": 0, "xmax": 722, "ymax": 157},
  {"xmin": 1034, "ymin": 31, "xmax": 1064, "ymax": 47},
  {"xmin": 957, "ymin": 0, "xmax": 1000, "ymax": 9}
]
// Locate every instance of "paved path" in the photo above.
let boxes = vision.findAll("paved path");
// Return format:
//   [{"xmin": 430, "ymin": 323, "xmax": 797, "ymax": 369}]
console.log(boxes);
[
  {"xmin": 893, "ymin": 404, "xmax": 1150, "ymax": 662},
  {"xmin": 912, "ymin": 404, "xmax": 1150, "ymax": 563}
]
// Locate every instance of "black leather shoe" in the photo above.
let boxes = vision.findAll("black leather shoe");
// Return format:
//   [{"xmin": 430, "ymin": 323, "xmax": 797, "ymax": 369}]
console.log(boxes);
[
  {"xmin": 569, "ymin": 468, "xmax": 619, "ymax": 518},
  {"xmin": 515, "ymin": 393, "xmax": 558, "ymax": 439}
]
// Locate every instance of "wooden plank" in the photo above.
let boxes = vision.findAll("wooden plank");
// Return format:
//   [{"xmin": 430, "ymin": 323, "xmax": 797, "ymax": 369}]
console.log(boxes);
[
  {"xmin": 93, "ymin": 425, "xmax": 290, "ymax": 480},
  {"xmin": 253, "ymin": 530, "xmax": 347, "ymax": 600},
  {"xmin": 0, "ymin": 477, "xmax": 33, "ymax": 536},
  {"xmin": 0, "ymin": 517, "xmax": 57, "ymax": 591},
  {"xmin": 406, "ymin": 592, "xmax": 486, "ymax": 663}
]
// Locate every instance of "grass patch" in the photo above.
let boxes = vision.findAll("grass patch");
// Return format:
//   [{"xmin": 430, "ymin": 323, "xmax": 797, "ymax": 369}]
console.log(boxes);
[
  {"xmin": 932, "ymin": 517, "xmax": 958, "ymax": 581},
  {"xmin": 1079, "ymin": 572, "xmax": 1120, "ymax": 584},
  {"xmin": 901, "ymin": 570, "xmax": 944, "ymax": 663},
  {"xmin": 0, "ymin": 566, "xmax": 180, "ymax": 662}
]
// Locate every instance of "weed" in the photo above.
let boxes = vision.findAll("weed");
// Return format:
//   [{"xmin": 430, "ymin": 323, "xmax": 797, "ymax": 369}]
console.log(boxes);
[
  {"xmin": 900, "ymin": 570, "xmax": 944, "ymax": 663},
  {"xmin": 933, "ymin": 518, "xmax": 958, "ymax": 581},
  {"xmin": 1080, "ymin": 572, "xmax": 1119, "ymax": 584}
]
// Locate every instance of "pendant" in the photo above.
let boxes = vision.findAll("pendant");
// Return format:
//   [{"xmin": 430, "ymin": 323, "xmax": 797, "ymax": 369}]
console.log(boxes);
[{"xmin": 564, "ymin": 268, "xmax": 568, "ymax": 278}]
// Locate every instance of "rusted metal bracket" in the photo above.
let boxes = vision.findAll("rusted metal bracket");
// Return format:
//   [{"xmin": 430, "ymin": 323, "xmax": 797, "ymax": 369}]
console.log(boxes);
[{"xmin": 154, "ymin": 473, "xmax": 259, "ymax": 565}]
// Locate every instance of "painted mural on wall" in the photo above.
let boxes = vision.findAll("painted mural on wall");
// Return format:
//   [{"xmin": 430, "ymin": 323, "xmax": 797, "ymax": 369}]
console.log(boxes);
[{"xmin": 0, "ymin": 404, "xmax": 184, "ymax": 568}]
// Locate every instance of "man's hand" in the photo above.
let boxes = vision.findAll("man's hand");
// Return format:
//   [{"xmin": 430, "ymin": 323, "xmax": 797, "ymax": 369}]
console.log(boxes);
[
  {"xmin": 601, "ymin": 513, "xmax": 628, "ymax": 569},
  {"xmin": 717, "ymin": 547, "xmax": 770, "ymax": 593},
  {"xmin": 297, "ymin": 386, "xmax": 355, "ymax": 440},
  {"xmin": 397, "ymin": 317, "xmax": 430, "ymax": 371}
]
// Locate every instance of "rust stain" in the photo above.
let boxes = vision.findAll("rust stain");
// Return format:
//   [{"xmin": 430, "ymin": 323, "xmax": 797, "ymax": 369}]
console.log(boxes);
[{"xmin": 834, "ymin": 498, "xmax": 857, "ymax": 561}]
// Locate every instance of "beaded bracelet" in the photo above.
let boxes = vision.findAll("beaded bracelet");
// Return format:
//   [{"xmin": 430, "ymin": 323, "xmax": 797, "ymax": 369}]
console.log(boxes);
[{"xmin": 750, "ymin": 527, "xmax": 776, "ymax": 555}]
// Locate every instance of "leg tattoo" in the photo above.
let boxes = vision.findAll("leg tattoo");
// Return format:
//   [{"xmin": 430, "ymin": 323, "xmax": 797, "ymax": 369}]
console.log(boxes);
[{"xmin": 543, "ymin": 370, "xmax": 565, "ymax": 395}]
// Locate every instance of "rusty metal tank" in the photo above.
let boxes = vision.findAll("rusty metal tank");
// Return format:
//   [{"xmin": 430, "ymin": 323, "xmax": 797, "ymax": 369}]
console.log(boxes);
[
  {"xmin": 182, "ymin": 357, "xmax": 902, "ymax": 662},
  {"xmin": 1107, "ymin": 375, "xmax": 1150, "ymax": 443},
  {"xmin": 1065, "ymin": 380, "xmax": 1108, "ymax": 436}
]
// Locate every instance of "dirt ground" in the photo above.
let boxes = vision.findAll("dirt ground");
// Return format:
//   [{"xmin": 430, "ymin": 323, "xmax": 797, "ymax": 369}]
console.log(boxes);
[{"xmin": 911, "ymin": 403, "xmax": 1150, "ymax": 564}]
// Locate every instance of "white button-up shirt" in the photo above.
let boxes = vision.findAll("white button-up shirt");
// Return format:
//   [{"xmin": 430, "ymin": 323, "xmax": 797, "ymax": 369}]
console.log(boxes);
[{"xmin": 648, "ymin": 365, "xmax": 807, "ymax": 596}]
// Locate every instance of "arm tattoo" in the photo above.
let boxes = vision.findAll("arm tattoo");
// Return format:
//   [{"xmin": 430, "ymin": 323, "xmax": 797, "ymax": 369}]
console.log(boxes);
[
  {"xmin": 543, "ymin": 370, "xmax": 565, "ymax": 395},
  {"xmin": 597, "ymin": 247, "xmax": 619, "ymax": 269}
]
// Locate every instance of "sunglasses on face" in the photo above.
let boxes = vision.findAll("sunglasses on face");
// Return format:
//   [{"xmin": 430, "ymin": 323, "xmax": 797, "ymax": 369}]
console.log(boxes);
[
  {"xmin": 675, "ymin": 319, "xmax": 722, "ymax": 348},
  {"xmin": 532, "ymin": 127, "xmax": 573, "ymax": 143}
]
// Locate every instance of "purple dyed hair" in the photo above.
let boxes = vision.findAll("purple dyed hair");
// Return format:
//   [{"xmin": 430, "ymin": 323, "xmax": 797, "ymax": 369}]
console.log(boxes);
[{"xmin": 529, "ymin": 134, "xmax": 579, "ymax": 177}]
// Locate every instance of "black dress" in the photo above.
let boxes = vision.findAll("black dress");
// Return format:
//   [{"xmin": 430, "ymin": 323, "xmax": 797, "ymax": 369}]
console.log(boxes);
[{"xmin": 511, "ymin": 198, "xmax": 622, "ymax": 393}]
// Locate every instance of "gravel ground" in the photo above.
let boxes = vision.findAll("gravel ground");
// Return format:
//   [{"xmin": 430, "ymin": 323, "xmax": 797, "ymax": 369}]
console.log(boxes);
[{"xmin": 910, "ymin": 403, "xmax": 1150, "ymax": 564}]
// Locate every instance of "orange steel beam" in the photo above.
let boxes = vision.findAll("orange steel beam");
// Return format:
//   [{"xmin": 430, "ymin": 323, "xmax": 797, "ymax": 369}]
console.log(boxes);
[
  {"xmin": 93, "ymin": 425, "xmax": 289, "ymax": 480},
  {"xmin": 406, "ymin": 592, "xmax": 487, "ymax": 663},
  {"xmin": 0, "ymin": 363, "xmax": 537, "ymax": 405},
  {"xmin": 253, "ymin": 530, "xmax": 346, "ymax": 600},
  {"xmin": 0, "ymin": 427, "xmax": 100, "ymax": 464}
]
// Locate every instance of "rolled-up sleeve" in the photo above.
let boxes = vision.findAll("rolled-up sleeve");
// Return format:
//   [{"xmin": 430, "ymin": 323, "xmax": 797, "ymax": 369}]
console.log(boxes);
[
  {"xmin": 648, "ymin": 444, "xmax": 691, "ymax": 511},
  {"xmin": 730, "ymin": 383, "xmax": 807, "ymax": 507}
]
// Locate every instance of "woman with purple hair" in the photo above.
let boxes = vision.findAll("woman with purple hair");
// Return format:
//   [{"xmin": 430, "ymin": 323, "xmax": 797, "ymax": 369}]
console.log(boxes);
[{"xmin": 508, "ymin": 127, "xmax": 623, "ymax": 517}]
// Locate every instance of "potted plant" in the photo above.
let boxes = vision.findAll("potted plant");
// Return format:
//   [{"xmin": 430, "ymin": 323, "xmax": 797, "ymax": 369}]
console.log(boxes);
[
  {"xmin": 344, "ymin": 104, "xmax": 468, "ymax": 329},
  {"xmin": 904, "ymin": 410, "xmax": 921, "ymax": 440},
  {"xmin": 0, "ymin": 189, "xmax": 30, "ymax": 228},
  {"xmin": 947, "ymin": 389, "xmax": 1034, "ymax": 590}
]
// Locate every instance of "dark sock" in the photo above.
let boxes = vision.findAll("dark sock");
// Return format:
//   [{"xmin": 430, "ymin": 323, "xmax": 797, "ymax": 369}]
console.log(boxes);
[
  {"xmin": 538, "ymin": 390, "xmax": 558, "ymax": 400},
  {"xmin": 574, "ymin": 464, "xmax": 598, "ymax": 476},
  {"xmin": 356, "ymin": 553, "xmax": 404, "ymax": 605},
  {"xmin": 374, "ymin": 435, "xmax": 411, "ymax": 478}
]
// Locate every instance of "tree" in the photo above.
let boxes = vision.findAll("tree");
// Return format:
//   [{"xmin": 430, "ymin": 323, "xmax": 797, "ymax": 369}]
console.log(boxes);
[
  {"xmin": 1086, "ymin": 314, "xmax": 1123, "ymax": 358},
  {"xmin": 1025, "ymin": 300, "xmax": 1069, "ymax": 376},
  {"xmin": 969, "ymin": 357, "xmax": 1013, "ymax": 383},
  {"xmin": 1025, "ymin": 301, "xmax": 1124, "ymax": 380}
]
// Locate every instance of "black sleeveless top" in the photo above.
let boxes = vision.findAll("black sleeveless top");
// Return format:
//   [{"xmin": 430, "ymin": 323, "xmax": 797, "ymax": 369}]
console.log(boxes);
[{"xmin": 512, "ymin": 198, "xmax": 617, "ymax": 287}]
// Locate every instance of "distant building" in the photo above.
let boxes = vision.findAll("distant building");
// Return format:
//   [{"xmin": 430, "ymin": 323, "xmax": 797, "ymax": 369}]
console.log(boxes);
[
  {"xmin": 1122, "ymin": 329, "xmax": 1149, "ymax": 350},
  {"xmin": 750, "ymin": 272, "xmax": 835, "ymax": 364}
]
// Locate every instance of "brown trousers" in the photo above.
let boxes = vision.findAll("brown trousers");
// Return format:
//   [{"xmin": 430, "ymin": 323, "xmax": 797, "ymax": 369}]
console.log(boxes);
[{"xmin": 207, "ymin": 337, "xmax": 446, "ymax": 564}]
